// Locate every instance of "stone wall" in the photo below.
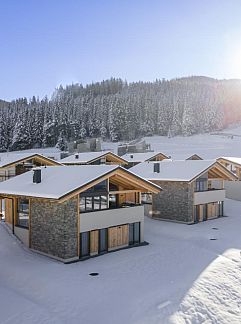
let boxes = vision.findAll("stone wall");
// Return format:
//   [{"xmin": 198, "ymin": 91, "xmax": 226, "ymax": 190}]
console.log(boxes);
[
  {"xmin": 152, "ymin": 181, "xmax": 194, "ymax": 223},
  {"xmin": 30, "ymin": 197, "xmax": 78, "ymax": 260}
]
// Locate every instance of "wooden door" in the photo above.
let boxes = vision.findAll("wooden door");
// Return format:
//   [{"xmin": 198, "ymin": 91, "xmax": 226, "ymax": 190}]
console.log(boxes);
[
  {"xmin": 108, "ymin": 227, "xmax": 118, "ymax": 249},
  {"xmin": 122, "ymin": 225, "xmax": 129, "ymax": 245},
  {"xmin": 108, "ymin": 225, "xmax": 129, "ymax": 249},
  {"xmin": 5, "ymin": 199, "xmax": 13, "ymax": 224}
]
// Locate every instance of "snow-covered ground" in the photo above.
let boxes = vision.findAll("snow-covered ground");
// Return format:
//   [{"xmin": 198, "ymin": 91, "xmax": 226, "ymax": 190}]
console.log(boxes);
[
  {"xmin": 1, "ymin": 199, "xmax": 241, "ymax": 324},
  {"xmin": 103, "ymin": 123, "xmax": 241, "ymax": 159}
]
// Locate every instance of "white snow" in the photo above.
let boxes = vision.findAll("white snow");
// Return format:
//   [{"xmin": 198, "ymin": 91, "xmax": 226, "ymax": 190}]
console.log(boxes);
[
  {"xmin": 121, "ymin": 152, "xmax": 168, "ymax": 163},
  {"xmin": 220, "ymin": 156, "xmax": 241, "ymax": 166},
  {"xmin": 60, "ymin": 151, "xmax": 126, "ymax": 164},
  {"xmin": 102, "ymin": 127, "xmax": 241, "ymax": 160},
  {"xmin": 0, "ymin": 198, "xmax": 241, "ymax": 323},
  {"xmin": 131, "ymin": 160, "xmax": 219, "ymax": 182},
  {"xmin": 0, "ymin": 165, "xmax": 118, "ymax": 199},
  {"xmin": 0, "ymin": 153, "xmax": 62, "ymax": 168}
]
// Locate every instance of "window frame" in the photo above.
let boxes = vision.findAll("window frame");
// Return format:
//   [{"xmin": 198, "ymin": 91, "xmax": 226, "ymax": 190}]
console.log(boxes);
[{"xmin": 16, "ymin": 198, "xmax": 29, "ymax": 228}]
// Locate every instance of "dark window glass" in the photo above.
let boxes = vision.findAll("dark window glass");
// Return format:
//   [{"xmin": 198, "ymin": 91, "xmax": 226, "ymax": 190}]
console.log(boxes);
[
  {"xmin": 85, "ymin": 197, "xmax": 93, "ymax": 211},
  {"xmin": 17, "ymin": 199, "xmax": 29, "ymax": 228},
  {"xmin": 80, "ymin": 197, "xmax": 86, "ymax": 212},
  {"xmin": 129, "ymin": 223, "xmax": 134, "ymax": 245},
  {"xmin": 80, "ymin": 232, "xmax": 90, "ymax": 257},
  {"xmin": 84, "ymin": 180, "xmax": 108, "ymax": 193},
  {"xmin": 79, "ymin": 195, "xmax": 108, "ymax": 212},
  {"xmin": 134, "ymin": 223, "xmax": 140, "ymax": 244},
  {"xmin": 93, "ymin": 196, "xmax": 101, "ymax": 210},
  {"xmin": 101, "ymin": 196, "xmax": 108, "ymax": 209},
  {"xmin": 109, "ymin": 194, "xmax": 117, "ymax": 209},
  {"xmin": 195, "ymin": 179, "xmax": 207, "ymax": 192},
  {"xmin": 99, "ymin": 228, "xmax": 107, "ymax": 253}
]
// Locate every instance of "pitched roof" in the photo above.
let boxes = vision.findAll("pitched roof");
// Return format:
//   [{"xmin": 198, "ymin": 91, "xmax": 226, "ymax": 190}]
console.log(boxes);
[
  {"xmin": 130, "ymin": 160, "xmax": 236, "ymax": 182},
  {"xmin": 60, "ymin": 151, "xmax": 127, "ymax": 164},
  {"xmin": 218, "ymin": 157, "xmax": 241, "ymax": 166},
  {"xmin": 0, "ymin": 165, "xmax": 161, "ymax": 200},
  {"xmin": 169, "ymin": 153, "xmax": 203, "ymax": 160},
  {"xmin": 0, "ymin": 153, "xmax": 62, "ymax": 168},
  {"xmin": 121, "ymin": 152, "xmax": 168, "ymax": 163}
]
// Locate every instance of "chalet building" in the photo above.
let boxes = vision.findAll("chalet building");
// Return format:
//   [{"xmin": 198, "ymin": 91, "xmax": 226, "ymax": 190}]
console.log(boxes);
[
  {"xmin": 122, "ymin": 152, "xmax": 169, "ymax": 168},
  {"xmin": 60, "ymin": 151, "xmax": 127, "ymax": 166},
  {"xmin": 217, "ymin": 157, "xmax": 241, "ymax": 201},
  {"xmin": 0, "ymin": 166, "xmax": 160, "ymax": 262},
  {"xmin": 169, "ymin": 153, "xmax": 203, "ymax": 160},
  {"xmin": 131, "ymin": 160, "xmax": 237, "ymax": 224},
  {"xmin": 0, "ymin": 153, "xmax": 62, "ymax": 182},
  {"xmin": 217, "ymin": 157, "xmax": 241, "ymax": 180}
]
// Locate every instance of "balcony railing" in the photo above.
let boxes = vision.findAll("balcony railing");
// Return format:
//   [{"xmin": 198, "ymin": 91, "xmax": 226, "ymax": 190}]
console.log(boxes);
[{"xmin": 194, "ymin": 189, "xmax": 225, "ymax": 205}]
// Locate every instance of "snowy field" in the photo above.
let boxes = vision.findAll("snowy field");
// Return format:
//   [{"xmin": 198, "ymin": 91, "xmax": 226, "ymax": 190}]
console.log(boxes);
[
  {"xmin": 1, "ymin": 199, "xmax": 241, "ymax": 324},
  {"xmin": 103, "ymin": 124, "xmax": 241, "ymax": 159}
]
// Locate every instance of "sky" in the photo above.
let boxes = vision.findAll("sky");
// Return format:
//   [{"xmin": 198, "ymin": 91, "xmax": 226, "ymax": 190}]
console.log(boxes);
[{"xmin": 1, "ymin": 0, "xmax": 241, "ymax": 100}]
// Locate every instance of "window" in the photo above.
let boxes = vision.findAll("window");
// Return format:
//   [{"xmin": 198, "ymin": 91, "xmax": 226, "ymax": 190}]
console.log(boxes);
[
  {"xmin": 141, "ymin": 193, "xmax": 152, "ymax": 204},
  {"xmin": 17, "ymin": 198, "xmax": 29, "ymax": 228},
  {"xmin": 109, "ymin": 194, "xmax": 117, "ymax": 209},
  {"xmin": 129, "ymin": 222, "xmax": 140, "ymax": 245},
  {"xmin": 218, "ymin": 201, "xmax": 223, "ymax": 217},
  {"xmin": 80, "ymin": 232, "xmax": 90, "ymax": 257},
  {"xmin": 85, "ymin": 180, "xmax": 108, "ymax": 193},
  {"xmin": 99, "ymin": 228, "xmax": 108, "ymax": 253},
  {"xmin": 194, "ymin": 178, "xmax": 207, "ymax": 192},
  {"xmin": 79, "ymin": 195, "xmax": 108, "ymax": 212}
]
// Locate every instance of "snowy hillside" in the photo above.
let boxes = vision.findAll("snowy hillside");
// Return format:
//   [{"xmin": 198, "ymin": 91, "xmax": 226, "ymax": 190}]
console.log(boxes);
[
  {"xmin": 0, "ymin": 199, "xmax": 241, "ymax": 323},
  {"xmin": 103, "ymin": 125, "xmax": 241, "ymax": 159}
]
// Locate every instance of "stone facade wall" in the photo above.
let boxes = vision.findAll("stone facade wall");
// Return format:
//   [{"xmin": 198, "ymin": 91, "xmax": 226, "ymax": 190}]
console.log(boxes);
[
  {"xmin": 30, "ymin": 197, "xmax": 78, "ymax": 260},
  {"xmin": 152, "ymin": 181, "xmax": 194, "ymax": 223}
]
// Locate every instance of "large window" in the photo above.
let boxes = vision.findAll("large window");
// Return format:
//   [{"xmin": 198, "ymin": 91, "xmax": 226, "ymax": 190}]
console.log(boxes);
[
  {"xmin": 17, "ymin": 198, "xmax": 29, "ymax": 228},
  {"xmin": 194, "ymin": 178, "xmax": 208, "ymax": 192},
  {"xmin": 80, "ymin": 195, "xmax": 108, "ymax": 212},
  {"xmin": 79, "ymin": 180, "xmax": 108, "ymax": 212}
]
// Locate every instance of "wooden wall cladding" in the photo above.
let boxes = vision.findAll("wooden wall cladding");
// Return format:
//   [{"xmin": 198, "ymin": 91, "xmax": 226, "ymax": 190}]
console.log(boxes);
[
  {"xmin": 90, "ymin": 230, "xmax": 99, "ymax": 254},
  {"xmin": 108, "ymin": 224, "xmax": 129, "ymax": 249}
]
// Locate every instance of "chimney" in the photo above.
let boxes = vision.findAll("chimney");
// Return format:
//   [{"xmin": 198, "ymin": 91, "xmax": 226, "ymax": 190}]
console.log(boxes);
[
  {"xmin": 153, "ymin": 162, "xmax": 160, "ymax": 173},
  {"xmin": 75, "ymin": 153, "xmax": 79, "ymax": 159},
  {"xmin": 33, "ymin": 168, "xmax": 41, "ymax": 184}
]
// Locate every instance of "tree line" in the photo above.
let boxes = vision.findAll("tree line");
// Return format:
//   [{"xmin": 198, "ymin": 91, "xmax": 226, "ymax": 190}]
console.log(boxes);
[{"xmin": 1, "ymin": 76, "xmax": 241, "ymax": 151}]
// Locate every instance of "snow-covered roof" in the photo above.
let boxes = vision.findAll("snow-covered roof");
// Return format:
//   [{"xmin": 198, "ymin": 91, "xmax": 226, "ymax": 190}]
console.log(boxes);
[
  {"xmin": 60, "ymin": 151, "xmax": 126, "ymax": 164},
  {"xmin": 0, "ymin": 153, "xmax": 61, "ymax": 168},
  {"xmin": 130, "ymin": 160, "xmax": 230, "ymax": 182},
  {"xmin": 0, "ymin": 165, "xmax": 160, "ymax": 199},
  {"xmin": 168, "ymin": 153, "xmax": 203, "ymax": 160},
  {"xmin": 218, "ymin": 157, "xmax": 241, "ymax": 166},
  {"xmin": 121, "ymin": 152, "xmax": 168, "ymax": 163},
  {"xmin": 0, "ymin": 165, "xmax": 119, "ymax": 199}
]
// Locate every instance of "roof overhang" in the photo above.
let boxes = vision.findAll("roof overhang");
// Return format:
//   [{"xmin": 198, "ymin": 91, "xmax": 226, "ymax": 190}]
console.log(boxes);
[{"xmin": 0, "ymin": 154, "xmax": 62, "ymax": 169}]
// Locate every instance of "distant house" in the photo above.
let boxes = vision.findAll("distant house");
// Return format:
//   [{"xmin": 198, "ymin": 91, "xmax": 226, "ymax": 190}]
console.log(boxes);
[
  {"xmin": 0, "ymin": 153, "xmax": 62, "ymax": 182},
  {"xmin": 60, "ymin": 151, "xmax": 127, "ymax": 166},
  {"xmin": 0, "ymin": 166, "xmax": 160, "ymax": 262},
  {"xmin": 217, "ymin": 157, "xmax": 241, "ymax": 201},
  {"xmin": 131, "ymin": 160, "xmax": 236, "ymax": 224},
  {"xmin": 168, "ymin": 153, "xmax": 203, "ymax": 160},
  {"xmin": 122, "ymin": 152, "xmax": 169, "ymax": 168},
  {"xmin": 217, "ymin": 157, "xmax": 241, "ymax": 179}
]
